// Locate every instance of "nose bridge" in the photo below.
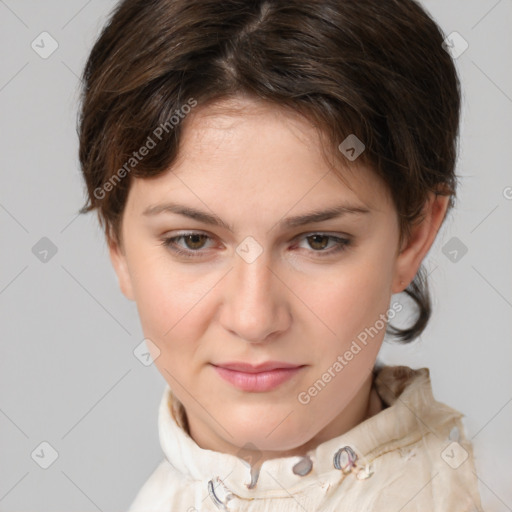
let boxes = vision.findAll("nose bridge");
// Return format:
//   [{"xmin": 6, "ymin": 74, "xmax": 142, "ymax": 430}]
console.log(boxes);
[
  {"xmin": 222, "ymin": 241, "xmax": 287, "ymax": 341},
  {"xmin": 235, "ymin": 251, "xmax": 273, "ymax": 297}
]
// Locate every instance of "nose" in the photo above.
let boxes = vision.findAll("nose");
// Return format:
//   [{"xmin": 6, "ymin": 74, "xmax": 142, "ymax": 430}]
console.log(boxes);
[{"xmin": 219, "ymin": 248, "xmax": 291, "ymax": 343}]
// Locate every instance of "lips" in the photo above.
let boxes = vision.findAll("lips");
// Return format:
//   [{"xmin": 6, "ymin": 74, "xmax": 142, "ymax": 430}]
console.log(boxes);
[
  {"xmin": 213, "ymin": 361, "xmax": 303, "ymax": 373},
  {"xmin": 211, "ymin": 361, "xmax": 305, "ymax": 392}
]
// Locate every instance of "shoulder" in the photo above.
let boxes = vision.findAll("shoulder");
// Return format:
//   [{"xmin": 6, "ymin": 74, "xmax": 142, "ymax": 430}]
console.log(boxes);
[
  {"xmin": 127, "ymin": 459, "xmax": 196, "ymax": 512},
  {"xmin": 358, "ymin": 364, "xmax": 484, "ymax": 511}
]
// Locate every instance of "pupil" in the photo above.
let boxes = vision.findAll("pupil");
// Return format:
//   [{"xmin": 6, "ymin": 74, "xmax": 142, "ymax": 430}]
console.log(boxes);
[
  {"xmin": 186, "ymin": 234, "xmax": 205, "ymax": 249},
  {"xmin": 310, "ymin": 235, "xmax": 328, "ymax": 250}
]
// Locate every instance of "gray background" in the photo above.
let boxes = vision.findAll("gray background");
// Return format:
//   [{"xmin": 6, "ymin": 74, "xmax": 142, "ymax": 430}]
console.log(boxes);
[{"xmin": 0, "ymin": 0, "xmax": 511, "ymax": 510}]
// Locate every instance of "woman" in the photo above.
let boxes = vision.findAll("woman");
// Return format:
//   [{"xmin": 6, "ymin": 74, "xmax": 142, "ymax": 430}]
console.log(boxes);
[{"xmin": 78, "ymin": 0, "xmax": 483, "ymax": 509}]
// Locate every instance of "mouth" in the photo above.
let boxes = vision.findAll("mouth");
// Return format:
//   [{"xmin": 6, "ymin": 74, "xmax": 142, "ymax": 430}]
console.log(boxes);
[{"xmin": 210, "ymin": 361, "xmax": 306, "ymax": 392}]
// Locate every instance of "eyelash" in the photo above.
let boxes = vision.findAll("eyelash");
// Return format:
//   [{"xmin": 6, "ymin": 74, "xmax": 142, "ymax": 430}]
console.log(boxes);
[{"xmin": 159, "ymin": 232, "xmax": 352, "ymax": 259}]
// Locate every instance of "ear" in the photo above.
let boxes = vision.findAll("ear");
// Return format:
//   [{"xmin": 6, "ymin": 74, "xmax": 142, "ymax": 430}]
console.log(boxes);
[
  {"xmin": 108, "ymin": 238, "xmax": 136, "ymax": 301},
  {"xmin": 391, "ymin": 191, "xmax": 450, "ymax": 294}
]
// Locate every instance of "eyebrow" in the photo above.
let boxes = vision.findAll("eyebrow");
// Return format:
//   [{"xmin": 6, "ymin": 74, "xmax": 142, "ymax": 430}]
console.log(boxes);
[{"xmin": 142, "ymin": 201, "xmax": 371, "ymax": 231}]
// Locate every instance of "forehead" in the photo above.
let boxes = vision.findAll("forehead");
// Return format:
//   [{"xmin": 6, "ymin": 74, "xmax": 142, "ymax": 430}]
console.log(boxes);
[{"xmin": 128, "ymin": 96, "xmax": 393, "ymax": 216}]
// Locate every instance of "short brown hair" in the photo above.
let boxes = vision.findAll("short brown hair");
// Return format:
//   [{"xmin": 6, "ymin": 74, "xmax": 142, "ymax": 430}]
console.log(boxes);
[{"xmin": 78, "ymin": 0, "xmax": 461, "ymax": 343}]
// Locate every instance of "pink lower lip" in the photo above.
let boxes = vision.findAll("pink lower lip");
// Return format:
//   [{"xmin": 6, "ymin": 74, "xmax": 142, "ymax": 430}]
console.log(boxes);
[{"xmin": 212, "ymin": 365, "xmax": 304, "ymax": 392}]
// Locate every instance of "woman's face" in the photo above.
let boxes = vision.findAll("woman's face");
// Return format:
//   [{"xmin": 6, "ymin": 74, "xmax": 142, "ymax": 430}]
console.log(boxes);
[{"xmin": 109, "ymin": 97, "xmax": 430, "ymax": 458}]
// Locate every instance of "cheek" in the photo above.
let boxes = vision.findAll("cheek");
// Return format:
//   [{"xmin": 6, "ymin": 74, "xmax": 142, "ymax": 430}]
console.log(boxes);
[
  {"xmin": 128, "ymin": 255, "xmax": 211, "ymax": 344},
  {"xmin": 296, "ymin": 260, "xmax": 392, "ymax": 346}
]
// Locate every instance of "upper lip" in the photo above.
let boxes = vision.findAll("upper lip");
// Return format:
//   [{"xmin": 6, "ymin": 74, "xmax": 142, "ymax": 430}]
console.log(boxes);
[{"xmin": 212, "ymin": 361, "xmax": 304, "ymax": 373}]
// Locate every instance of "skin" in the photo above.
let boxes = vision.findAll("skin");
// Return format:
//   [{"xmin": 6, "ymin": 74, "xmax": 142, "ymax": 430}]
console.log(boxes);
[{"xmin": 108, "ymin": 96, "xmax": 449, "ymax": 466}]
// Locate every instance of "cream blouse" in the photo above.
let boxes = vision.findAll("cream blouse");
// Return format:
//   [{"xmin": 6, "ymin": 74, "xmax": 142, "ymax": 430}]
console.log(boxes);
[{"xmin": 127, "ymin": 365, "xmax": 484, "ymax": 511}]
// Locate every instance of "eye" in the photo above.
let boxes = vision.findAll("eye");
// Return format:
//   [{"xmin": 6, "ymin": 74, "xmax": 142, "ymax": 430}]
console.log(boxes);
[
  {"xmin": 160, "ymin": 231, "xmax": 352, "ymax": 259},
  {"xmin": 295, "ymin": 233, "xmax": 352, "ymax": 256},
  {"xmin": 160, "ymin": 232, "xmax": 213, "ymax": 258}
]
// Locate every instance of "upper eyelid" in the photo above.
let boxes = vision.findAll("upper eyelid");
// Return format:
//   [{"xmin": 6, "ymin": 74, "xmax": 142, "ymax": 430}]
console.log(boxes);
[
  {"xmin": 167, "ymin": 230, "xmax": 350, "ymax": 240},
  {"xmin": 166, "ymin": 231, "xmax": 351, "ymax": 248}
]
